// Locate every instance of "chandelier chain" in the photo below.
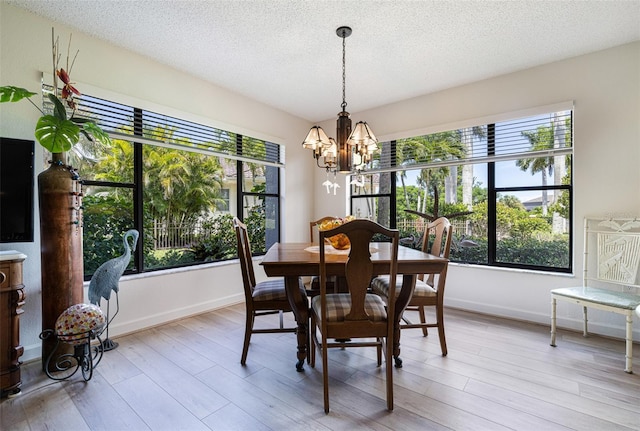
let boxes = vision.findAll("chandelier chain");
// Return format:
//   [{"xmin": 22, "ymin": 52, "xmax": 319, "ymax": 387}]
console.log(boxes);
[{"xmin": 341, "ymin": 31, "xmax": 347, "ymax": 111}]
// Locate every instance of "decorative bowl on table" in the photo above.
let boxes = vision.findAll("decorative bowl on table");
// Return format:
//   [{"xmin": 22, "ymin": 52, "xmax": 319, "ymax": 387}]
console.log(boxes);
[{"xmin": 318, "ymin": 216, "xmax": 355, "ymax": 250}]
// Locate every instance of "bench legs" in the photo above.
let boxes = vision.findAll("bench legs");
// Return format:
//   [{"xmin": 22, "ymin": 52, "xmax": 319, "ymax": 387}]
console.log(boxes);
[
  {"xmin": 551, "ymin": 295, "xmax": 634, "ymax": 374},
  {"xmin": 550, "ymin": 297, "xmax": 557, "ymax": 347},
  {"xmin": 625, "ymin": 314, "xmax": 633, "ymax": 374}
]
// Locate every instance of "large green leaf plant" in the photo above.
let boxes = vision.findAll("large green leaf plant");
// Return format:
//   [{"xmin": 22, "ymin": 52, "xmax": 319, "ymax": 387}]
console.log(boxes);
[{"xmin": 0, "ymin": 30, "xmax": 110, "ymax": 153}]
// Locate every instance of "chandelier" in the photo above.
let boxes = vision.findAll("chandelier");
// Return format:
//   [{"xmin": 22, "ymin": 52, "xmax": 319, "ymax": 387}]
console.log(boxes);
[{"xmin": 301, "ymin": 26, "xmax": 379, "ymax": 178}]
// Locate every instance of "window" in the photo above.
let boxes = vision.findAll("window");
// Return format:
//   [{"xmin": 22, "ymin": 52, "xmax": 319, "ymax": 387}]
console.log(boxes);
[
  {"xmin": 217, "ymin": 189, "xmax": 230, "ymax": 211},
  {"xmin": 46, "ymin": 89, "xmax": 283, "ymax": 278},
  {"xmin": 350, "ymin": 105, "xmax": 573, "ymax": 272}
]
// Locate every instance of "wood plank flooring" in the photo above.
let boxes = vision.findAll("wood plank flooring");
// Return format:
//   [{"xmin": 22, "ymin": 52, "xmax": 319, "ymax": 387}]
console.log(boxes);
[{"xmin": 2, "ymin": 305, "xmax": 639, "ymax": 430}]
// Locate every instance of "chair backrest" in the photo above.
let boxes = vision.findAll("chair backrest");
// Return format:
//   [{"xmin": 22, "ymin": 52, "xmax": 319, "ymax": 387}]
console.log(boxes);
[
  {"xmin": 585, "ymin": 218, "xmax": 640, "ymax": 289},
  {"xmin": 233, "ymin": 217, "xmax": 256, "ymax": 298},
  {"xmin": 310, "ymin": 216, "xmax": 338, "ymax": 243},
  {"xmin": 319, "ymin": 219, "xmax": 399, "ymax": 323},
  {"xmin": 421, "ymin": 217, "xmax": 453, "ymax": 287}
]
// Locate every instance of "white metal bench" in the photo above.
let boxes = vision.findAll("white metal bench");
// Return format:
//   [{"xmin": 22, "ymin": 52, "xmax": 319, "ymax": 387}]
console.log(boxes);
[{"xmin": 550, "ymin": 217, "xmax": 640, "ymax": 373}]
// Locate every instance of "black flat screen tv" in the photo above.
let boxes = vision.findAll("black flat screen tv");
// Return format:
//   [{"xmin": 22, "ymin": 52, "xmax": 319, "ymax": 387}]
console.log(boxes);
[{"xmin": 0, "ymin": 138, "xmax": 35, "ymax": 242}]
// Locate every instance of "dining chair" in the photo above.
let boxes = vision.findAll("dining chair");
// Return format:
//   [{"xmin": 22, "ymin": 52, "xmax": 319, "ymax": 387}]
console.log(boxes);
[
  {"xmin": 371, "ymin": 216, "xmax": 452, "ymax": 356},
  {"xmin": 305, "ymin": 216, "xmax": 339, "ymax": 296},
  {"xmin": 233, "ymin": 217, "xmax": 306, "ymax": 365},
  {"xmin": 310, "ymin": 219, "xmax": 399, "ymax": 413},
  {"xmin": 310, "ymin": 216, "xmax": 338, "ymax": 243}
]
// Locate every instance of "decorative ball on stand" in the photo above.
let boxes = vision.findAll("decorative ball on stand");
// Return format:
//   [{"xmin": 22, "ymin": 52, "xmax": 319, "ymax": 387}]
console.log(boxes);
[{"xmin": 55, "ymin": 303, "xmax": 106, "ymax": 345}]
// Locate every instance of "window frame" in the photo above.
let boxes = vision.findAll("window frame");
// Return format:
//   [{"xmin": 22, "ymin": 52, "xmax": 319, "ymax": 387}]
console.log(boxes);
[
  {"xmin": 350, "ymin": 107, "xmax": 573, "ymax": 273},
  {"xmin": 48, "ymin": 89, "xmax": 284, "ymax": 279}
]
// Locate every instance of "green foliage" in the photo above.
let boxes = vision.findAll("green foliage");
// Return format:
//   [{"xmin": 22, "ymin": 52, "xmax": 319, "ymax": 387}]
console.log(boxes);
[
  {"xmin": 550, "ymin": 158, "xmax": 572, "ymax": 219},
  {"xmin": 471, "ymin": 181, "xmax": 487, "ymax": 204},
  {"xmin": 449, "ymin": 235, "xmax": 569, "ymax": 268},
  {"xmin": 83, "ymin": 194, "xmax": 135, "ymax": 276},
  {"xmin": 0, "ymin": 89, "xmax": 111, "ymax": 152},
  {"xmin": 0, "ymin": 86, "xmax": 36, "ymax": 102},
  {"xmin": 189, "ymin": 214, "xmax": 237, "ymax": 261},
  {"xmin": 499, "ymin": 194, "xmax": 525, "ymax": 210},
  {"xmin": 245, "ymin": 204, "xmax": 266, "ymax": 253},
  {"xmin": 450, "ymin": 238, "xmax": 487, "ymax": 264},
  {"xmin": 511, "ymin": 216, "xmax": 552, "ymax": 240},
  {"xmin": 141, "ymin": 137, "xmax": 225, "ymax": 226},
  {"xmin": 187, "ymin": 205, "xmax": 266, "ymax": 262},
  {"xmin": 496, "ymin": 236, "xmax": 569, "ymax": 267},
  {"xmin": 396, "ymin": 184, "xmax": 422, "ymax": 217}
]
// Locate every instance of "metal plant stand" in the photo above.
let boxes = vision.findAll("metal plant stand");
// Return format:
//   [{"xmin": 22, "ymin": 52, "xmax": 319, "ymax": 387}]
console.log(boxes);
[{"xmin": 39, "ymin": 328, "xmax": 105, "ymax": 381}]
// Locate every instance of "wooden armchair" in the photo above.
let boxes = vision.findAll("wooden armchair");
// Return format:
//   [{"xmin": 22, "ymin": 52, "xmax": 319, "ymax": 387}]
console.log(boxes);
[
  {"xmin": 233, "ymin": 217, "xmax": 306, "ymax": 365},
  {"xmin": 310, "ymin": 219, "xmax": 399, "ymax": 413},
  {"xmin": 371, "ymin": 217, "xmax": 452, "ymax": 357}
]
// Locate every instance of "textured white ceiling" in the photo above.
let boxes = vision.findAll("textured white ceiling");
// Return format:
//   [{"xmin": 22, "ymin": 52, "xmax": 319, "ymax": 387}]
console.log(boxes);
[{"xmin": 6, "ymin": 0, "xmax": 640, "ymax": 122}]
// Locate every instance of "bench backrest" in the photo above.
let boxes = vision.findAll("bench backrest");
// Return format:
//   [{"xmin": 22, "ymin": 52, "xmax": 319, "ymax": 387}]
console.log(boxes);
[{"xmin": 585, "ymin": 218, "xmax": 640, "ymax": 289}]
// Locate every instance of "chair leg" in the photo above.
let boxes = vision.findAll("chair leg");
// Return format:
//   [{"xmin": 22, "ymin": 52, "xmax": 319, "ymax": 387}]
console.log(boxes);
[
  {"xmin": 241, "ymin": 312, "xmax": 254, "ymax": 365},
  {"xmin": 310, "ymin": 315, "xmax": 316, "ymax": 368},
  {"xmin": 385, "ymin": 336, "xmax": 394, "ymax": 411},
  {"xmin": 436, "ymin": 305, "xmax": 447, "ymax": 356},
  {"xmin": 376, "ymin": 338, "xmax": 382, "ymax": 366},
  {"xmin": 307, "ymin": 321, "xmax": 312, "ymax": 365},
  {"xmin": 418, "ymin": 305, "xmax": 428, "ymax": 337},
  {"xmin": 322, "ymin": 335, "xmax": 330, "ymax": 413}
]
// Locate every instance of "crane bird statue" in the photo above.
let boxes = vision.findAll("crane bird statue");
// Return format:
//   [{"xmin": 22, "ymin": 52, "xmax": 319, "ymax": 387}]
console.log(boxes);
[{"xmin": 88, "ymin": 229, "xmax": 139, "ymax": 351}]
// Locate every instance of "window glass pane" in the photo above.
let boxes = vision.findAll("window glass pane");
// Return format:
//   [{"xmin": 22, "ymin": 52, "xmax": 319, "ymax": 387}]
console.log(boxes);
[
  {"xmin": 351, "ymin": 172, "xmax": 381, "ymax": 195},
  {"xmin": 450, "ymin": 211, "xmax": 488, "ymax": 265},
  {"xmin": 494, "ymin": 191, "xmax": 570, "ymax": 268},
  {"xmin": 496, "ymin": 154, "xmax": 570, "ymax": 189},
  {"xmin": 395, "ymin": 166, "xmax": 488, "ymax": 264},
  {"xmin": 142, "ymin": 145, "xmax": 234, "ymax": 269},
  {"xmin": 242, "ymin": 164, "xmax": 266, "ymax": 193},
  {"xmin": 240, "ymin": 158, "xmax": 279, "ymax": 254},
  {"xmin": 242, "ymin": 195, "xmax": 279, "ymax": 254},
  {"xmin": 263, "ymin": 165, "xmax": 279, "ymax": 194},
  {"xmin": 79, "ymin": 136, "xmax": 136, "ymax": 278},
  {"xmin": 83, "ymin": 186, "xmax": 135, "ymax": 277},
  {"xmin": 217, "ymin": 189, "xmax": 230, "ymax": 211},
  {"xmin": 70, "ymin": 137, "xmax": 134, "ymax": 183},
  {"xmin": 352, "ymin": 196, "xmax": 390, "ymax": 225}
]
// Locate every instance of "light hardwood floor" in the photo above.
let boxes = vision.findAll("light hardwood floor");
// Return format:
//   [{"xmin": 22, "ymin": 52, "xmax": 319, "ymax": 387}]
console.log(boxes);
[{"xmin": 2, "ymin": 304, "xmax": 639, "ymax": 431}]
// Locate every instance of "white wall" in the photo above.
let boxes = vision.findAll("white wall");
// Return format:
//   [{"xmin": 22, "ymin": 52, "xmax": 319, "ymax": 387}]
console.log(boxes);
[
  {"xmin": 2, "ymin": 3, "xmax": 639, "ymax": 363},
  {"xmin": 315, "ymin": 41, "xmax": 640, "ymax": 340}
]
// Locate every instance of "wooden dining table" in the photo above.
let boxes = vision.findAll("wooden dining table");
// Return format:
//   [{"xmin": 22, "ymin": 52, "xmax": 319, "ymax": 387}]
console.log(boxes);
[{"xmin": 260, "ymin": 241, "xmax": 448, "ymax": 371}]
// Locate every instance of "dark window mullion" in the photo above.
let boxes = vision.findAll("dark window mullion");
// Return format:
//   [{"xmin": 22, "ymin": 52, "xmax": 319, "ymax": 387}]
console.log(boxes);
[
  {"xmin": 133, "ymin": 108, "xmax": 144, "ymax": 272},
  {"xmin": 487, "ymin": 123, "xmax": 497, "ymax": 265},
  {"xmin": 236, "ymin": 134, "xmax": 244, "ymax": 220}
]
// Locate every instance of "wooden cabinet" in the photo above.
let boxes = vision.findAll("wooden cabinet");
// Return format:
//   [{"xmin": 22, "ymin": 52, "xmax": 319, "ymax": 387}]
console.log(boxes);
[{"xmin": 0, "ymin": 251, "xmax": 26, "ymax": 398}]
